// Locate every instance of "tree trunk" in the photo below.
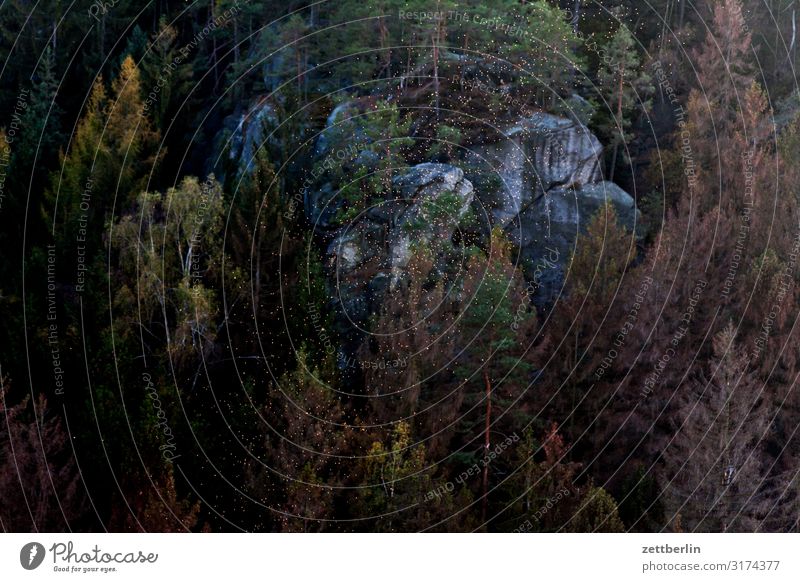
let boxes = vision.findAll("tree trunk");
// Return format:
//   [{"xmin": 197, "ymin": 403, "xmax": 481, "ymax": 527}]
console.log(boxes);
[
  {"xmin": 481, "ymin": 367, "xmax": 492, "ymax": 524},
  {"xmin": 609, "ymin": 64, "xmax": 625, "ymax": 182},
  {"xmin": 572, "ymin": 0, "xmax": 581, "ymax": 33},
  {"xmin": 433, "ymin": 21, "xmax": 441, "ymax": 120},
  {"xmin": 211, "ymin": 0, "xmax": 219, "ymax": 87},
  {"xmin": 379, "ymin": 16, "xmax": 391, "ymax": 78}
]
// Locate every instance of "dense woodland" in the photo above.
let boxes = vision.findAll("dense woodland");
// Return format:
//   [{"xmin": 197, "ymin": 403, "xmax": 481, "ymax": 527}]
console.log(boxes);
[{"xmin": 2, "ymin": 0, "xmax": 800, "ymax": 532}]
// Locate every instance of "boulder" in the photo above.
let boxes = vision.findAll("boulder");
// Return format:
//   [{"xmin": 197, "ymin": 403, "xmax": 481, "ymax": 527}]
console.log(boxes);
[
  {"xmin": 227, "ymin": 97, "xmax": 279, "ymax": 171},
  {"xmin": 465, "ymin": 112, "xmax": 604, "ymax": 229},
  {"xmin": 390, "ymin": 164, "xmax": 474, "ymax": 272},
  {"xmin": 327, "ymin": 219, "xmax": 387, "ymax": 273},
  {"xmin": 507, "ymin": 181, "xmax": 640, "ymax": 305},
  {"xmin": 327, "ymin": 163, "xmax": 475, "ymax": 279},
  {"xmin": 506, "ymin": 112, "xmax": 603, "ymax": 192},
  {"xmin": 392, "ymin": 163, "xmax": 471, "ymax": 201}
]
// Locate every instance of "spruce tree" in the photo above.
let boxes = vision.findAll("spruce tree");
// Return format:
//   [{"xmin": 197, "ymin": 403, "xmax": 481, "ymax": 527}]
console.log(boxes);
[{"xmin": 661, "ymin": 323, "xmax": 773, "ymax": 532}]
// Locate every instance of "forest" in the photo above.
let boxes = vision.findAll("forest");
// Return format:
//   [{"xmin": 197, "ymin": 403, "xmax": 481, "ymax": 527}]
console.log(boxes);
[{"xmin": 1, "ymin": 0, "xmax": 800, "ymax": 533}]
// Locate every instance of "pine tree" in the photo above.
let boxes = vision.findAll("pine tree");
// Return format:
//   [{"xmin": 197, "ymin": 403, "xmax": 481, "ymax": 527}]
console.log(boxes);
[
  {"xmin": 139, "ymin": 19, "xmax": 194, "ymax": 130},
  {"xmin": 46, "ymin": 56, "xmax": 159, "ymax": 250},
  {"xmin": 326, "ymin": 0, "xmax": 406, "ymax": 84},
  {"xmin": 334, "ymin": 99, "xmax": 413, "ymax": 224},
  {"xmin": 540, "ymin": 202, "xmax": 636, "ymax": 435},
  {"xmin": 45, "ymin": 77, "xmax": 107, "ymax": 243},
  {"xmin": 566, "ymin": 485, "xmax": 626, "ymax": 532},
  {"xmin": 496, "ymin": 0, "xmax": 585, "ymax": 108},
  {"xmin": 403, "ymin": 0, "xmax": 457, "ymax": 117},
  {"xmin": 684, "ymin": 0, "xmax": 754, "ymax": 209},
  {"xmin": 277, "ymin": 15, "xmax": 310, "ymax": 97},
  {"xmin": 456, "ymin": 228, "xmax": 537, "ymax": 523},
  {"xmin": 596, "ymin": 24, "xmax": 653, "ymax": 181}
]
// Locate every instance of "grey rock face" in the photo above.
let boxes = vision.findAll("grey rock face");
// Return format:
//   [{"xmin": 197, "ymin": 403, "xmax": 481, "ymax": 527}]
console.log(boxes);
[
  {"xmin": 465, "ymin": 112, "xmax": 603, "ymax": 229},
  {"xmin": 462, "ymin": 112, "xmax": 638, "ymax": 305},
  {"xmin": 505, "ymin": 112, "xmax": 603, "ymax": 192},
  {"xmin": 227, "ymin": 98, "xmax": 279, "ymax": 172},
  {"xmin": 315, "ymin": 100, "xmax": 365, "ymax": 158},
  {"xmin": 327, "ymin": 163, "xmax": 475, "ymax": 280},
  {"xmin": 310, "ymin": 104, "xmax": 637, "ymax": 315},
  {"xmin": 509, "ymin": 181, "xmax": 638, "ymax": 250},
  {"xmin": 305, "ymin": 182, "xmax": 340, "ymax": 230},
  {"xmin": 389, "ymin": 163, "xmax": 474, "ymax": 273},
  {"xmin": 324, "ymin": 162, "xmax": 474, "ymax": 357},
  {"xmin": 507, "ymin": 181, "xmax": 640, "ymax": 305}
]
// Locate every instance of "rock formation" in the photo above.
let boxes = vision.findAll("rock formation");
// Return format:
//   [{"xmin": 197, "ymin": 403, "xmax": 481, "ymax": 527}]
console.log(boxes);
[
  {"xmin": 305, "ymin": 103, "xmax": 640, "ymax": 317},
  {"xmin": 464, "ymin": 112, "xmax": 640, "ymax": 304}
]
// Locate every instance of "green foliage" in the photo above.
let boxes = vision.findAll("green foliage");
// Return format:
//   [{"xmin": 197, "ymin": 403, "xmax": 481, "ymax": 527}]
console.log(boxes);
[
  {"xmin": 138, "ymin": 19, "xmax": 195, "ymax": 130},
  {"xmin": 495, "ymin": 0, "xmax": 584, "ymax": 97},
  {"xmin": 566, "ymin": 486, "xmax": 626, "ymax": 532},
  {"xmin": 451, "ymin": 228, "xmax": 536, "ymax": 516},
  {"xmin": 45, "ymin": 56, "xmax": 160, "ymax": 252},
  {"xmin": 594, "ymin": 24, "xmax": 653, "ymax": 178},
  {"xmin": 617, "ymin": 466, "xmax": 665, "ymax": 532},
  {"xmin": 332, "ymin": 99, "xmax": 413, "ymax": 224},
  {"xmin": 568, "ymin": 202, "xmax": 636, "ymax": 301},
  {"xmin": 360, "ymin": 421, "xmax": 434, "ymax": 531},
  {"xmin": 427, "ymin": 123, "xmax": 463, "ymax": 160},
  {"xmin": 405, "ymin": 189, "xmax": 462, "ymax": 233},
  {"xmin": 4, "ymin": 0, "xmax": 799, "ymax": 534},
  {"xmin": 112, "ymin": 175, "xmax": 228, "ymax": 366}
]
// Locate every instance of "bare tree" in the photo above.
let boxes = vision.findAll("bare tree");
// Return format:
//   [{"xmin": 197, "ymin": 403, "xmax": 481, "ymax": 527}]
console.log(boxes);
[
  {"xmin": 660, "ymin": 324, "xmax": 774, "ymax": 532},
  {"xmin": 0, "ymin": 373, "xmax": 87, "ymax": 532}
]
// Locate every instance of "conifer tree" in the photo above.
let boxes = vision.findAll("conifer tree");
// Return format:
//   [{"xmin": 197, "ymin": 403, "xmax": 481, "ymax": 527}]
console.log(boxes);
[
  {"xmin": 540, "ymin": 202, "xmax": 636, "ymax": 435},
  {"xmin": 105, "ymin": 55, "xmax": 161, "ymax": 206},
  {"xmin": 661, "ymin": 323, "xmax": 773, "ymax": 532},
  {"xmin": 139, "ymin": 19, "xmax": 194, "ymax": 130},
  {"xmin": 108, "ymin": 469, "xmax": 202, "ymax": 532},
  {"xmin": 566, "ymin": 485, "xmax": 626, "ymax": 532},
  {"xmin": 456, "ymin": 228, "xmax": 536, "ymax": 523},
  {"xmin": 0, "ymin": 374, "xmax": 87, "ymax": 531},
  {"xmin": 684, "ymin": 0, "xmax": 754, "ymax": 209},
  {"xmin": 596, "ymin": 24, "xmax": 652, "ymax": 181}
]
